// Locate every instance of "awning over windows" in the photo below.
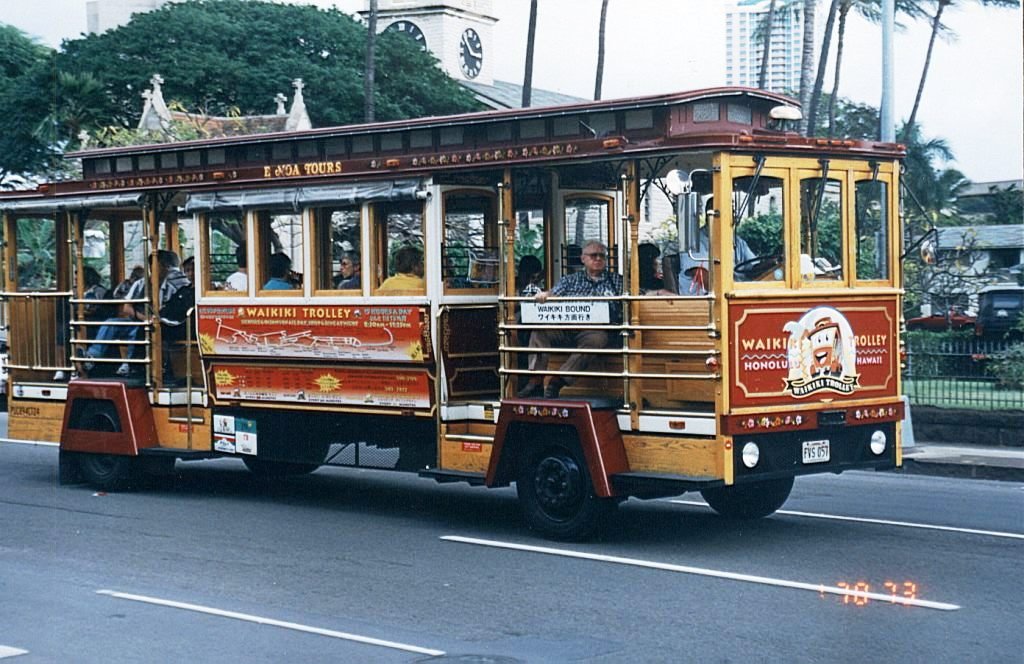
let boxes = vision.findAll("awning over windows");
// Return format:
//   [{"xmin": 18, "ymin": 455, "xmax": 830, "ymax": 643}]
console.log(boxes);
[
  {"xmin": 0, "ymin": 193, "xmax": 146, "ymax": 214},
  {"xmin": 183, "ymin": 179, "xmax": 427, "ymax": 213}
]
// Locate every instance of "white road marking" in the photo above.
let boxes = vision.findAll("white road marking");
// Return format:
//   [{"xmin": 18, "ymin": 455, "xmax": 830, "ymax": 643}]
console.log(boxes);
[
  {"xmin": 442, "ymin": 535, "xmax": 961, "ymax": 611},
  {"xmin": 0, "ymin": 439, "xmax": 59, "ymax": 447},
  {"xmin": 670, "ymin": 499, "xmax": 1024, "ymax": 540},
  {"xmin": 96, "ymin": 590, "xmax": 445, "ymax": 656},
  {"xmin": 0, "ymin": 646, "xmax": 28, "ymax": 659}
]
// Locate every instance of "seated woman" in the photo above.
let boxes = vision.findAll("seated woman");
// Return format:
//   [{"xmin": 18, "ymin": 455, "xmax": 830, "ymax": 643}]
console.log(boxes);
[
  {"xmin": 638, "ymin": 243, "xmax": 674, "ymax": 296},
  {"xmin": 333, "ymin": 252, "xmax": 361, "ymax": 289},
  {"xmin": 379, "ymin": 245, "xmax": 425, "ymax": 291}
]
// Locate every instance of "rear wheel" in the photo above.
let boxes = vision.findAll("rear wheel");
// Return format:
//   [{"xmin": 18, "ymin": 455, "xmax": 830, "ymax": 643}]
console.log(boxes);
[
  {"xmin": 78, "ymin": 453, "xmax": 138, "ymax": 491},
  {"xmin": 700, "ymin": 477, "xmax": 794, "ymax": 519},
  {"xmin": 74, "ymin": 402, "xmax": 137, "ymax": 491},
  {"xmin": 516, "ymin": 439, "xmax": 615, "ymax": 541}
]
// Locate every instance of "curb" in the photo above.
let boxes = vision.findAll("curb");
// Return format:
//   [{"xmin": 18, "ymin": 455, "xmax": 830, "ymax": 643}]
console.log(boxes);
[{"xmin": 896, "ymin": 459, "xmax": 1024, "ymax": 483}]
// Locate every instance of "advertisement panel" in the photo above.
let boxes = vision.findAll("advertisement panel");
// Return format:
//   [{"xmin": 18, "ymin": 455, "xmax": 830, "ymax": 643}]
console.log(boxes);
[
  {"xmin": 196, "ymin": 304, "xmax": 429, "ymax": 362},
  {"xmin": 210, "ymin": 363, "xmax": 432, "ymax": 410},
  {"xmin": 730, "ymin": 300, "xmax": 897, "ymax": 407}
]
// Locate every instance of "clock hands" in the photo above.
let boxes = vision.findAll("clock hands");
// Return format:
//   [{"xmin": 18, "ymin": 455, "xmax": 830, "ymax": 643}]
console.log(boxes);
[{"xmin": 461, "ymin": 33, "xmax": 482, "ymax": 59}]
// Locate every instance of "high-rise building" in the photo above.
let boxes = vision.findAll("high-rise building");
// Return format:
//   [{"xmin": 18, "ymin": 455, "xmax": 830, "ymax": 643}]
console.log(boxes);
[
  {"xmin": 724, "ymin": 0, "xmax": 804, "ymax": 94},
  {"xmin": 86, "ymin": 0, "xmax": 169, "ymax": 34}
]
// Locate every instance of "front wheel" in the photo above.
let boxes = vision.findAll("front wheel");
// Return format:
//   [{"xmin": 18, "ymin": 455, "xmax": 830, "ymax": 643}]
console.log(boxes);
[
  {"xmin": 516, "ymin": 441, "xmax": 615, "ymax": 541},
  {"xmin": 700, "ymin": 477, "xmax": 794, "ymax": 519}
]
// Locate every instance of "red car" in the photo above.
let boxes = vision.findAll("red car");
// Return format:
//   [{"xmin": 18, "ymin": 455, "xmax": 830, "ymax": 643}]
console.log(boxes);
[{"xmin": 905, "ymin": 310, "xmax": 976, "ymax": 331}]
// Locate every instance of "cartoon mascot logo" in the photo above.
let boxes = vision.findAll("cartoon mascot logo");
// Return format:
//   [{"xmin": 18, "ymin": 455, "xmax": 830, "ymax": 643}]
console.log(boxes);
[{"xmin": 782, "ymin": 306, "xmax": 859, "ymax": 397}]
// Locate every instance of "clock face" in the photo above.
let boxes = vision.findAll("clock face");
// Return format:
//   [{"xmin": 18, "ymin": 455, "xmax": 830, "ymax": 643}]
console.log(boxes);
[
  {"xmin": 383, "ymin": 20, "xmax": 427, "ymax": 50},
  {"xmin": 459, "ymin": 28, "xmax": 483, "ymax": 79}
]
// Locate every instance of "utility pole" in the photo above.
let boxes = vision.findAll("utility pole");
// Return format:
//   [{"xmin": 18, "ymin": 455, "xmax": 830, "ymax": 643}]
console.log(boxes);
[{"xmin": 880, "ymin": 0, "xmax": 895, "ymax": 141}]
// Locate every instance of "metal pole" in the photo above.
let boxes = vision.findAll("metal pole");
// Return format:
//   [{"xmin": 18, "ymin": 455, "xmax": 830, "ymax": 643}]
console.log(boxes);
[{"xmin": 880, "ymin": 0, "xmax": 895, "ymax": 142}]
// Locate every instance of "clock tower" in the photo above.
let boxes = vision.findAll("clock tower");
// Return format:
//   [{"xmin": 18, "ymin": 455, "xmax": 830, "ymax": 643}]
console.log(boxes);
[{"xmin": 365, "ymin": 0, "xmax": 497, "ymax": 86}]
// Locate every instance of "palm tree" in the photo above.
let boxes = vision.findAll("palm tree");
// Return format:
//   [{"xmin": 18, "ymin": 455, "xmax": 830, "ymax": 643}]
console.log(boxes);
[
  {"xmin": 826, "ymin": 0, "xmax": 856, "ymax": 136},
  {"xmin": 903, "ymin": 0, "xmax": 1019, "ymax": 141},
  {"xmin": 364, "ymin": 0, "xmax": 377, "ymax": 122},
  {"xmin": 522, "ymin": 0, "xmax": 539, "ymax": 107},
  {"xmin": 814, "ymin": 0, "xmax": 927, "ymax": 136},
  {"xmin": 758, "ymin": 0, "xmax": 778, "ymax": 89},
  {"xmin": 594, "ymin": 0, "xmax": 610, "ymax": 100},
  {"xmin": 806, "ymin": 0, "xmax": 840, "ymax": 135},
  {"xmin": 799, "ymin": 0, "xmax": 817, "ymax": 132}
]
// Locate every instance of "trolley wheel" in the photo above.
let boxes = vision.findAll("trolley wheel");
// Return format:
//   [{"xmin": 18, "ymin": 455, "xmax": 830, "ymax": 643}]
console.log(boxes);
[
  {"xmin": 241, "ymin": 456, "xmax": 320, "ymax": 479},
  {"xmin": 78, "ymin": 453, "xmax": 137, "ymax": 491},
  {"xmin": 516, "ymin": 439, "xmax": 615, "ymax": 541},
  {"xmin": 74, "ymin": 401, "xmax": 137, "ymax": 491},
  {"xmin": 700, "ymin": 476, "xmax": 794, "ymax": 519}
]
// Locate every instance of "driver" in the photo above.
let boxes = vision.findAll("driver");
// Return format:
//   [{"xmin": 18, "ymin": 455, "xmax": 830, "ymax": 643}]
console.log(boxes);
[{"xmin": 677, "ymin": 198, "xmax": 758, "ymax": 293}]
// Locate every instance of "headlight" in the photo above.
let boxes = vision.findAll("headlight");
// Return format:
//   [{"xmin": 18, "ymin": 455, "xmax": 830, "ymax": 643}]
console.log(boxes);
[
  {"xmin": 741, "ymin": 441, "xmax": 760, "ymax": 468},
  {"xmin": 869, "ymin": 430, "xmax": 887, "ymax": 455}
]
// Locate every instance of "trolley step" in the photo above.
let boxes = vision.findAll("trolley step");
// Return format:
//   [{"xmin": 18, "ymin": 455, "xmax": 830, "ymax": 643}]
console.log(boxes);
[
  {"xmin": 419, "ymin": 469, "xmax": 486, "ymax": 485},
  {"xmin": 610, "ymin": 472, "xmax": 718, "ymax": 498}
]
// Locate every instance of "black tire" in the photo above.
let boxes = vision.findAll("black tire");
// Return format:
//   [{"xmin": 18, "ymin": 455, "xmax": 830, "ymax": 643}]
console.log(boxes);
[
  {"xmin": 700, "ymin": 477, "xmax": 794, "ymax": 519},
  {"xmin": 78, "ymin": 453, "xmax": 137, "ymax": 491},
  {"xmin": 516, "ymin": 439, "xmax": 615, "ymax": 541},
  {"xmin": 241, "ymin": 456, "xmax": 320, "ymax": 479},
  {"xmin": 74, "ymin": 402, "xmax": 136, "ymax": 491}
]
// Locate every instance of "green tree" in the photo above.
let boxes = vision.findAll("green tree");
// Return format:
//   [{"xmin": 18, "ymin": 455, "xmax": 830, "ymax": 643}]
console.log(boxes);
[
  {"xmin": 57, "ymin": 0, "xmax": 479, "ymax": 131},
  {"xmin": 0, "ymin": 26, "xmax": 56, "ymax": 187}
]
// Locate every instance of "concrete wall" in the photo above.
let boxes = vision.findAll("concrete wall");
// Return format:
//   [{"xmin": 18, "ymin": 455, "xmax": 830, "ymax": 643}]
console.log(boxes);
[{"xmin": 912, "ymin": 406, "xmax": 1024, "ymax": 447}]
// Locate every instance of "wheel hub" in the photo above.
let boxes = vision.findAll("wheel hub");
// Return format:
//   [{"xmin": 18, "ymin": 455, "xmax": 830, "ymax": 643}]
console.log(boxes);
[{"xmin": 533, "ymin": 454, "xmax": 583, "ymax": 518}]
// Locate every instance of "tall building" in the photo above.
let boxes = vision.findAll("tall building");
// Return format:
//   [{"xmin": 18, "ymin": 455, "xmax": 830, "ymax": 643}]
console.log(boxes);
[
  {"xmin": 86, "ymin": 0, "xmax": 169, "ymax": 34},
  {"xmin": 724, "ymin": 0, "xmax": 804, "ymax": 94}
]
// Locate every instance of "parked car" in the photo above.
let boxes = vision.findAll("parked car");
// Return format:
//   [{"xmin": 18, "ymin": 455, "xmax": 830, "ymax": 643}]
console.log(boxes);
[
  {"xmin": 975, "ymin": 285, "xmax": 1024, "ymax": 339},
  {"xmin": 906, "ymin": 309, "xmax": 976, "ymax": 332}
]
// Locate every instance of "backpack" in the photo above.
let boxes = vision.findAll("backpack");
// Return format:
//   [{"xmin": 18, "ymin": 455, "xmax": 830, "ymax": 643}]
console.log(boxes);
[{"xmin": 159, "ymin": 285, "xmax": 196, "ymax": 341}]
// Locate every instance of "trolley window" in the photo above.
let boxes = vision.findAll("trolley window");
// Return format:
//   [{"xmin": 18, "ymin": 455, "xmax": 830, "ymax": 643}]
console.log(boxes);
[
  {"xmin": 255, "ymin": 210, "xmax": 304, "ymax": 295},
  {"xmin": 800, "ymin": 176, "xmax": 844, "ymax": 283},
  {"xmin": 855, "ymin": 179, "xmax": 890, "ymax": 282},
  {"xmin": 314, "ymin": 206, "xmax": 362, "ymax": 293},
  {"xmin": 372, "ymin": 202, "xmax": 425, "ymax": 295},
  {"xmin": 732, "ymin": 175, "xmax": 785, "ymax": 284},
  {"xmin": 442, "ymin": 191, "xmax": 498, "ymax": 292}
]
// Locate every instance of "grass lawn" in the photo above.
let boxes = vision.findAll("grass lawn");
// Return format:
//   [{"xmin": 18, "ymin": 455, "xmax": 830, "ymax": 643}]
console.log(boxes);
[{"xmin": 903, "ymin": 378, "xmax": 1024, "ymax": 410}]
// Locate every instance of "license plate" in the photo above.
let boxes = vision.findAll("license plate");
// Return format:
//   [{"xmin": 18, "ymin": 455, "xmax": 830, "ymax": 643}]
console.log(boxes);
[{"xmin": 802, "ymin": 439, "xmax": 830, "ymax": 464}]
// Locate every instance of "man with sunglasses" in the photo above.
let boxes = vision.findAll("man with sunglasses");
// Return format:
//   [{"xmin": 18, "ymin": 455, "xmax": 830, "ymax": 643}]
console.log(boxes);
[{"xmin": 518, "ymin": 240, "xmax": 622, "ymax": 398}]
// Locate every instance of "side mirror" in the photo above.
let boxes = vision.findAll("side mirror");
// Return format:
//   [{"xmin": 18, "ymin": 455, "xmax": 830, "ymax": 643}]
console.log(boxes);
[{"xmin": 920, "ymin": 238, "xmax": 937, "ymax": 265}]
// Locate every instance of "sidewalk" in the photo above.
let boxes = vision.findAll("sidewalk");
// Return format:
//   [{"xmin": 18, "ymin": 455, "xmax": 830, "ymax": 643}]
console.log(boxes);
[{"xmin": 901, "ymin": 442, "xmax": 1024, "ymax": 482}]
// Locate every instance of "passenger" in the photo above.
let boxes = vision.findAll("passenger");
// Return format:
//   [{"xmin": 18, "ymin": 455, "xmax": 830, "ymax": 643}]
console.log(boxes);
[
  {"xmin": 379, "ymin": 245, "xmax": 425, "ymax": 291},
  {"xmin": 334, "ymin": 252, "xmax": 361, "ymax": 289},
  {"xmin": 518, "ymin": 240, "xmax": 622, "ymax": 398},
  {"xmin": 112, "ymin": 265, "xmax": 144, "ymax": 299},
  {"xmin": 516, "ymin": 254, "xmax": 544, "ymax": 297},
  {"xmin": 181, "ymin": 255, "xmax": 195, "ymax": 285},
  {"xmin": 54, "ymin": 267, "xmax": 109, "ymax": 381},
  {"xmin": 263, "ymin": 252, "xmax": 295, "ymax": 290},
  {"xmin": 225, "ymin": 243, "xmax": 248, "ymax": 291},
  {"xmin": 638, "ymin": 243, "xmax": 673, "ymax": 295},
  {"xmin": 83, "ymin": 250, "xmax": 187, "ymax": 377}
]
